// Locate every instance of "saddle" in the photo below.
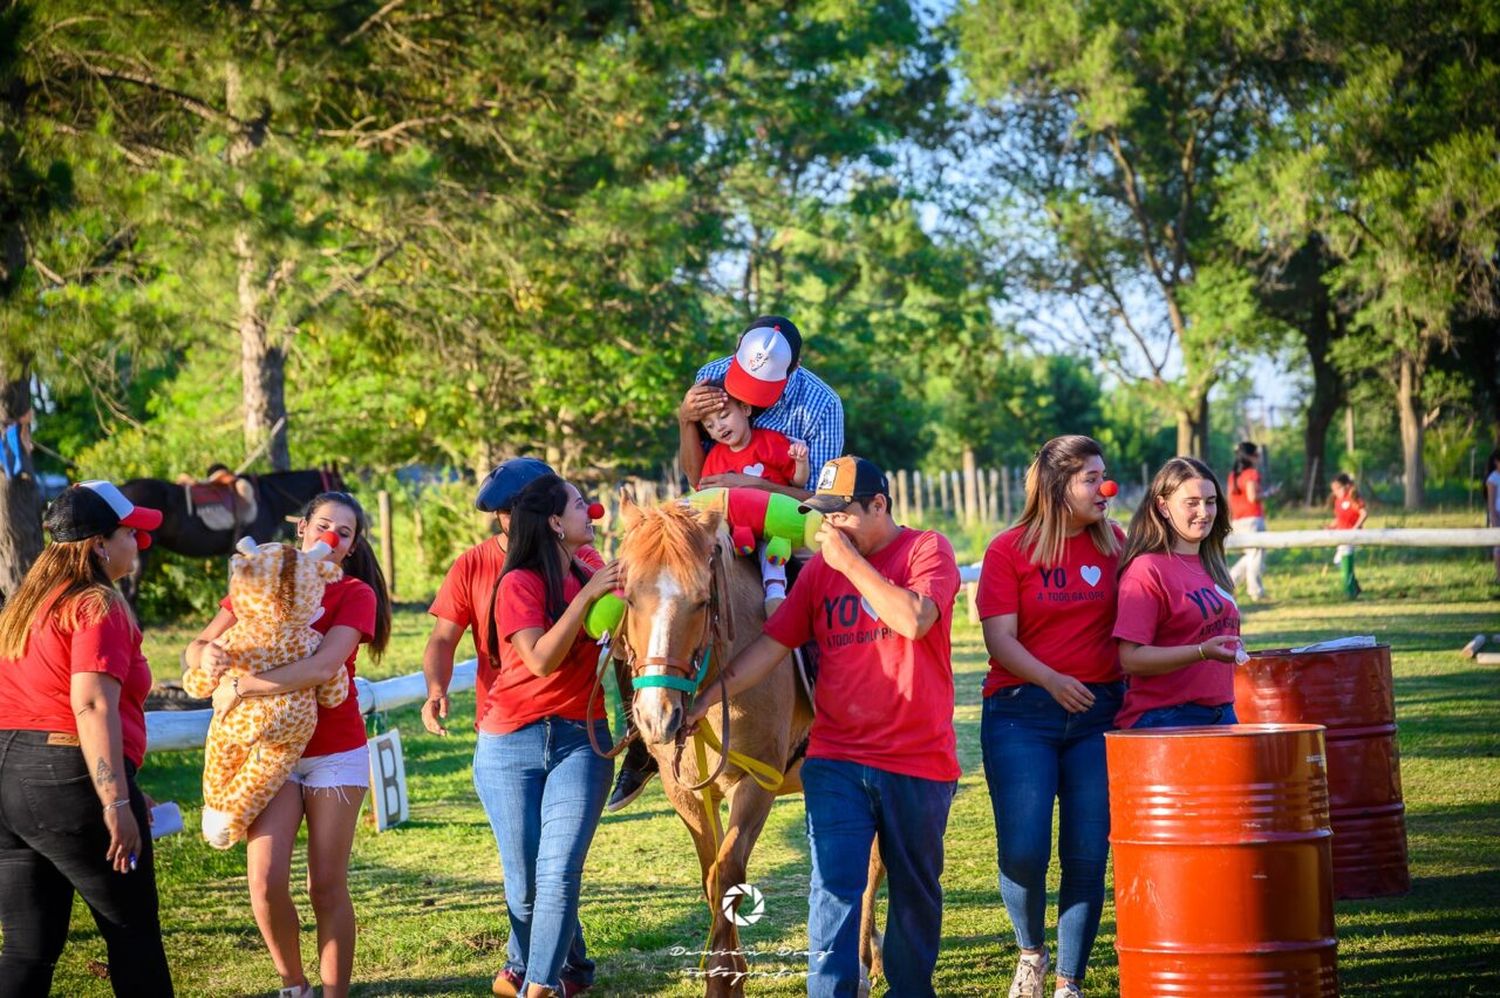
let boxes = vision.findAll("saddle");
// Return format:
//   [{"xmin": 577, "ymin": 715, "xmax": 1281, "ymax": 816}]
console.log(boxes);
[{"xmin": 182, "ymin": 478, "xmax": 258, "ymax": 532}]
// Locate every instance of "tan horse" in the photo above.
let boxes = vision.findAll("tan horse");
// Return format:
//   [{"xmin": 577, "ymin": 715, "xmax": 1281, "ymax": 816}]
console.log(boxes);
[{"xmin": 614, "ymin": 498, "xmax": 886, "ymax": 996}]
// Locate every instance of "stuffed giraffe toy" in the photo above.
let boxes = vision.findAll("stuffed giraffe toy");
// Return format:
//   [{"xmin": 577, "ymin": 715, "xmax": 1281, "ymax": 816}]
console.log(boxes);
[{"xmin": 183, "ymin": 532, "xmax": 349, "ymax": 849}]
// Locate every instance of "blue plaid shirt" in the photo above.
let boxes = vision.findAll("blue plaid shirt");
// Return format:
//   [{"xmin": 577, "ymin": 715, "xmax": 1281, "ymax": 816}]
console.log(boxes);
[{"xmin": 695, "ymin": 357, "xmax": 845, "ymax": 481}]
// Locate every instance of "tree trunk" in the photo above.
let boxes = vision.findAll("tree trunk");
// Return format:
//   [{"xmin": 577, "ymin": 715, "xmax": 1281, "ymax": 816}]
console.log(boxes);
[
  {"xmin": 1397, "ymin": 352, "xmax": 1426, "ymax": 510},
  {"xmin": 0, "ymin": 364, "xmax": 44, "ymax": 603},
  {"xmin": 1300, "ymin": 271, "xmax": 1345, "ymax": 504},
  {"xmin": 227, "ymin": 63, "xmax": 289, "ymax": 471},
  {"xmin": 1176, "ymin": 391, "xmax": 1209, "ymax": 459}
]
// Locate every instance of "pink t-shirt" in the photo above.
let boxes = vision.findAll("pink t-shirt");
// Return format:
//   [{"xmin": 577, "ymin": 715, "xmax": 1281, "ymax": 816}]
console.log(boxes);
[
  {"xmin": 1113, "ymin": 552, "xmax": 1241, "ymax": 729},
  {"xmin": 764, "ymin": 528, "xmax": 961, "ymax": 781},
  {"xmin": 975, "ymin": 525, "xmax": 1124, "ymax": 695}
]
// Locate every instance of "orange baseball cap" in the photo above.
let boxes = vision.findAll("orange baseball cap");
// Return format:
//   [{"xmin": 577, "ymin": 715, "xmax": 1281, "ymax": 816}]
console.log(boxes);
[{"xmin": 799, "ymin": 457, "xmax": 889, "ymax": 514}]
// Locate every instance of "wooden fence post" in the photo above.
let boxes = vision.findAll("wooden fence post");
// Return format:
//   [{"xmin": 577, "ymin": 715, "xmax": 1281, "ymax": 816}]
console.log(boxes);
[
  {"xmin": 914, "ymin": 471, "xmax": 925, "ymax": 519},
  {"xmin": 377, "ymin": 490, "xmax": 396, "ymax": 600},
  {"xmin": 962, "ymin": 449, "xmax": 979, "ymax": 528},
  {"xmin": 898, "ymin": 469, "xmax": 911, "ymax": 522},
  {"xmin": 1001, "ymin": 465, "xmax": 1013, "ymax": 523}
]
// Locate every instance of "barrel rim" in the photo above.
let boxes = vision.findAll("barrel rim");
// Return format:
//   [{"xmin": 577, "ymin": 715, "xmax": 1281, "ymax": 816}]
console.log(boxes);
[
  {"xmin": 1244, "ymin": 644, "xmax": 1391, "ymax": 659},
  {"xmin": 1106, "ymin": 722, "xmax": 1328, "ymax": 739}
]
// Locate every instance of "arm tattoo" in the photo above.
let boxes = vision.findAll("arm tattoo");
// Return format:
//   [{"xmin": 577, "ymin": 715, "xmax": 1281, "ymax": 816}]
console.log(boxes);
[{"xmin": 95, "ymin": 757, "xmax": 115, "ymax": 787}]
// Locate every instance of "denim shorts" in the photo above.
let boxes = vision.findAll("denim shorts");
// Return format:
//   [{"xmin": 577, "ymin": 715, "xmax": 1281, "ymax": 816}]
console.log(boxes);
[{"xmin": 289, "ymin": 745, "xmax": 369, "ymax": 789}]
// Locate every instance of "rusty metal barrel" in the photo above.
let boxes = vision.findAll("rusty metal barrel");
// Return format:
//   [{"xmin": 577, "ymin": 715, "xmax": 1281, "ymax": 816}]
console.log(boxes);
[
  {"xmin": 1107, "ymin": 724, "xmax": 1338, "ymax": 997},
  {"xmin": 1235, "ymin": 644, "xmax": 1410, "ymax": 899}
]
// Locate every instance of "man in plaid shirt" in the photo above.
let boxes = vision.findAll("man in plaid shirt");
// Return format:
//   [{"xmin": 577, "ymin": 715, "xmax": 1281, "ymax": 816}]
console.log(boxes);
[
  {"xmin": 607, "ymin": 315, "xmax": 845, "ymax": 812},
  {"xmin": 677, "ymin": 315, "xmax": 845, "ymax": 499}
]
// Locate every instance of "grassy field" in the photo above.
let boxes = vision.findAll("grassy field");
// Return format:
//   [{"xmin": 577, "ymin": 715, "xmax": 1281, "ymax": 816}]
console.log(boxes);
[{"xmin": 36, "ymin": 524, "xmax": 1500, "ymax": 995}]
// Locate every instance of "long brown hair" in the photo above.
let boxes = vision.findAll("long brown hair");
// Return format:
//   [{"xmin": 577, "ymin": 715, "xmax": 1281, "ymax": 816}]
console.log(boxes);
[
  {"xmin": 1120, "ymin": 457, "xmax": 1233, "ymax": 591},
  {"xmin": 1016, "ymin": 435, "xmax": 1119, "ymax": 567},
  {"xmin": 301, "ymin": 492, "xmax": 391, "ymax": 659},
  {"xmin": 0, "ymin": 540, "xmax": 122, "ymax": 659}
]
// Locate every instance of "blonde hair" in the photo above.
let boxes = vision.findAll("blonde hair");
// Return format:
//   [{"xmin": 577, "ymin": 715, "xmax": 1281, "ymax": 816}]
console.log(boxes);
[
  {"xmin": 0, "ymin": 540, "xmax": 122, "ymax": 659},
  {"xmin": 1016, "ymin": 435, "xmax": 1119, "ymax": 567},
  {"xmin": 1120, "ymin": 457, "xmax": 1233, "ymax": 591}
]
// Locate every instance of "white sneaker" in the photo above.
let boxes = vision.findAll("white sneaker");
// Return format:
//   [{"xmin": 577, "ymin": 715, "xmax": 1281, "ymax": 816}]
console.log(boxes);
[
  {"xmin": 1008, "ymin": 950, "xmax": 1049, "ymax": 998},
  {"xmin": 1055, "ymin": 983, "xmax": 1083, "ymax": 998},
  {"xmin": 278, "ymin": 985, "xmax": 312, "ymax": 998}
]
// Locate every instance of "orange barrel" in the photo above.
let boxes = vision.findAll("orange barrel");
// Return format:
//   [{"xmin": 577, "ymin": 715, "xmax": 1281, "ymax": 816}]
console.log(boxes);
[
  {"xmin": 1235, "ymin": 644, "xmax": 1410, "ymax": 899},
  {"xmin": 1107, "ymin": 724, "xmax": 1338, "ymax": 997}
]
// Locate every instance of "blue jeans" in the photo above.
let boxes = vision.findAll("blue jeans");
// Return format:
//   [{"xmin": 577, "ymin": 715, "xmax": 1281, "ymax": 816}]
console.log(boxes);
[
  {"xmin": 980, "ymin": 682, "xmax": 1122, "ymax": 983},
  {"xmin": 1131, "ymin": 702, "xmax": 1238, "ymax": 729},
  {"xmin": 802, "ymin": 757, "xmax": 956, "ymax": 998},
  {"xmin": 473, "ymin": 718, "xmax": 613, "ymax": 992}
]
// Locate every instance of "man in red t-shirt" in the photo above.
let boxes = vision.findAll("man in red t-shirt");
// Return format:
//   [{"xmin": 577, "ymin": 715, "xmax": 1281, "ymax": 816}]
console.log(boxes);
[
  {"xmin": 419, "ymin": 457, "xmax": 598, "ymax": 997},
  {"xmin": 686, "ymin": 456, "xmax": 961, "ymax": 998}
]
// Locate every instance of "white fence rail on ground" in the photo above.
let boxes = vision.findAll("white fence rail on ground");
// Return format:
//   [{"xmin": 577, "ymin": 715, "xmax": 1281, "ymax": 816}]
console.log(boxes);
[
  {"xmin": 1223, "ymin": 528, "xmax": 1500, "ymax": 550},
  {"xmin": 145, "ymin": 659, "xmax": 478, "ymax": 753},
  {"xmin": 146, "ymin": 527, "xmax": 1500, "ymax": 752}
]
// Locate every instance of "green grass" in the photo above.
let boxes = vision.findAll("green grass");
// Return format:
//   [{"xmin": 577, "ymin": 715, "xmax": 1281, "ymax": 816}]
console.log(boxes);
[{"xmin": 35, "ymin": 529, "xmax": 1500, "ymax": 996}]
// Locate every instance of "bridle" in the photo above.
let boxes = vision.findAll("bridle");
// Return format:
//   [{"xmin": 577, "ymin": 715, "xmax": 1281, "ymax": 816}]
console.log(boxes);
[{"xmin": 587, "ymin": 543, "xmax": 733, "ymax": 793}]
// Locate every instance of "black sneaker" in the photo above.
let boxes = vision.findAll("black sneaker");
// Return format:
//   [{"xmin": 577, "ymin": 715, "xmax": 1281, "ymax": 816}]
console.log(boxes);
[{"xmin": 606, "ymin": 740, "xmax": 659, "ymax": 812}]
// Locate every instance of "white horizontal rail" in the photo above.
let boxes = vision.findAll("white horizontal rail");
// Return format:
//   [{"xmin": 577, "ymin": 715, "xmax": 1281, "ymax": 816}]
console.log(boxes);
[
  {"xmin": 1224, "ymin": 528, "xmax": 1500, "ymax": 550},
  {"xmin": 145, "ymin": 659, "xmax": 478, "ymax": 753}
]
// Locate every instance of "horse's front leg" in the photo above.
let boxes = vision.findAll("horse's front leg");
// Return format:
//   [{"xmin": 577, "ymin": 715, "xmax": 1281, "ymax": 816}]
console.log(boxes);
[{"xmin": 701, "ymin": 782, "xmax": 778, "ymax": 998}]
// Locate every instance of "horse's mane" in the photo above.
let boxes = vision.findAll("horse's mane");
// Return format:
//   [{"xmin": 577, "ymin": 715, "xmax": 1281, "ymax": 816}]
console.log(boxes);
[{"xmin": 619, "ymin": 502, "xmax": 714, "ymax": 582}]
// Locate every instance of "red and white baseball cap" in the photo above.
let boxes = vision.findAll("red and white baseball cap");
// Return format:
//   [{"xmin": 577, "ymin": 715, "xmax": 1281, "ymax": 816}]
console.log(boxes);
[
  {"xmin": 725, "ymin": 326, "xmax": 793, "ymax": 408},
  {"xmin": 44, "ymin": 480, "xmax": 164, "ymax": 550}
]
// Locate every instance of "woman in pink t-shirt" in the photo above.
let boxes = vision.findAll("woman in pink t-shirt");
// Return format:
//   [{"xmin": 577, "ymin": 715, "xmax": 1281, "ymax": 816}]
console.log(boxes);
[
  {"xmin": 185, "ymin": 492, "xmax": 391, "ymax": 998},
  {"xmin": 1114, "ymin": 458, "xmax": 1242, "ymax": 730},
  {"xmin": 976, "ymin": 435, "xmax": 1123, "ymax": 998}
]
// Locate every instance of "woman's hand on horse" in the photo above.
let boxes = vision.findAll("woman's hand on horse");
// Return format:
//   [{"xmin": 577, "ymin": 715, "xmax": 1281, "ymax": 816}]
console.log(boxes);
[{"xmin": 582, "ymin": 561, "xmax": 624, "ymax": 603}]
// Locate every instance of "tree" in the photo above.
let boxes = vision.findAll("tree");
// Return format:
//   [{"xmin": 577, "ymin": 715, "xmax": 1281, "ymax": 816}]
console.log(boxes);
[
  {"xmin": 956, "ymin": 0, "xmax": 1300, "ymax": 457},
  {"xmin": 1225, "ymin": 1, "xmax": 1500, "ymax": 507}
]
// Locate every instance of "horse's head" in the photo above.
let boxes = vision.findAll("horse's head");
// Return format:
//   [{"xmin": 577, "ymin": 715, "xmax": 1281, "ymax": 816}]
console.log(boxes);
[{"xmin": 617, "ymin": 496, "xmax": 723, "ymax": 746}]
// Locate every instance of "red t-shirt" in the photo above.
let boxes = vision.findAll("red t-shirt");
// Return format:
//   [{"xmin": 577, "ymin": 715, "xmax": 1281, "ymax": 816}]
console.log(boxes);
[
  {"xmin": 220, "ymin": 576, "xmax": 376, "ymax": 757},
  {"xmin": 701, "ymin": 427, "xmax": 802, "ymax": 486},
  {"xmin": 976, "ymin": 525, "xmax": 1125, "ymax": 695},
  {"xmin": 1113, "ymin": 552, "xmax": 1241, "ymax": 729},
  {"xmin": 490, "ymin": 563, "xmax": 602, "ymax": 734},
  {"xmin": 764, "ymin": 527, "xmax": 962, "ymax": 781},
  {"xmin": 1333, "ymin": 496, "xmax": 1365, "ymax": 530},
  {"xmin": 0, "ymin": 592, "xmax": 153, "ymax": 768},
  {"xmin": 429, "ymin": 540, "xmax": 603, "ymax": 733},
  {"xmin": 1227, "ymin": 468, "xmax": 1263, "ymax": 519}
]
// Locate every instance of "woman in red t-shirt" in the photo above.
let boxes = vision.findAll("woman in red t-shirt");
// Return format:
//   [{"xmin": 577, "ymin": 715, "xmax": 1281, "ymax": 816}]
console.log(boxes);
[
  {"xmin": 184, "ymin": 492, "xmax": 390, "ymax": 998},
  {"xmin": 474, "ymin": 474, "xmax": 621, "ymax": 998},
  {"xmin": 1329, "ymin": 473, "xmax": 1369, "ymax": 599},
  {"xmin": 976, "ymin": 435, "xmax": 1123, "ymax": 998},
  {"xmin": 1114, "ymin": 458, "xmax": 1243, "ymax": 730},
  {"xmin": 1227, "ymin": 441, "xmax": 1268, "ymax": 601},
  {"xmin": 0, "ymin": 481, "xmax": 172, "ymax": 995}
]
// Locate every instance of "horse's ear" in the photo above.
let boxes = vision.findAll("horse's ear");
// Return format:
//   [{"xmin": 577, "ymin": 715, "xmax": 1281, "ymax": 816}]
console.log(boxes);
[
  {"xmin": 618, "ymin": 493, "xmax": 643, "ymax": 531},
  {"xmin": 694, "ymin": 505, "xmax": 723, "ymax": 536}
]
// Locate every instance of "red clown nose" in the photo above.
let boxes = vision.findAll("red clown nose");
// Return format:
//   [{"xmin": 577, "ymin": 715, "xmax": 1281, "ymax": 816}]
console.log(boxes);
[
  {"xmin": 319, "ymin": 530, "xmax": 341, "ymax": 548},
  {"xmin": 587, "ymin": 502, "xmax": 605, "ymax": 520},
  {"xmin": 1099, "ymin": 480, "xmax": 1119, "ymax": 498}
]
